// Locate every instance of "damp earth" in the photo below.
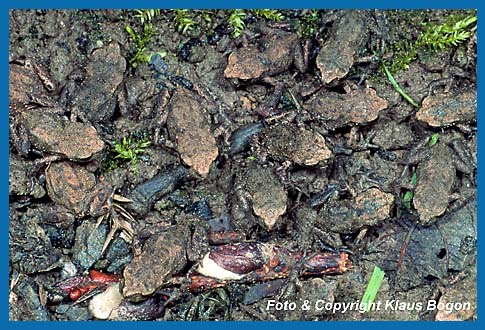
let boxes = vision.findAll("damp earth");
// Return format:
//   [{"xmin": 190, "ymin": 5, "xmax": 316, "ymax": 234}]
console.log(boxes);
[{"xmin": 9, "ymin": 9, "xmax": 476, "ymax": 321}]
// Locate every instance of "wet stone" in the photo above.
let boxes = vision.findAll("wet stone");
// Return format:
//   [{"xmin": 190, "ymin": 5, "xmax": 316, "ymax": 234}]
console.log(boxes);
[
  {"xmin": 72, "ymin": 221, "xmax": 107, "ymax": 270},
  {"xmin": 259, "ymin": 124, "xmax": 332, "ymax": 166},
  {"xmin": 105, "ymin": 237, "xmax": 133, "ymax": 273},
  {"xmin": 242, "ymin": 279, "xmax": 286, "ymax": 305},
  {"xmin": 126, "ymin": 166, "xmax": 190, "ymax": 217},
  {"xmin": 122, "ymin": 226, "xmax": 189, "ymax": 298},
  {"xmin": 306, "ymin": 88, "xmax": 388, "ymax": 128},
  {"xmin": 413, "ymin": 144, "xmax": 455, "ymax": 225},
  {"xmin": 369, "ymin": 218, "xmax": 448, "ymax": 291},
  {"xmin": 45, "ymin": 161, "xmax": 97, "ymax": 216},
  {"xmin": 107, "ymin": 254, "xmax": 133, "ymax": 274},
  {"xmin": 417, "ymin": 89, "xmax": 476, "ymax": 127},
  {"xmin": 293, "ymin": 206, "xmax": 318, "ymax": 249},
  {"xmin": 167, "ymin": 89, "xmax": 218, "ymax": 177},
  {"xmin": 292, "ymin": 278, "xmax": 338, "ymax": 320},
  {"xmin": 55, "ymin": 303, "xmax": 90, "ymax": 321},
  {"xmin": 224, "ymin": 31, "xmax": 299, "ymax": 80},
  {"xmin": 69, "ymin": 42, "xmax": 126, "ymax": 122},
  {"xmin": 316, "ymin": 11, "xmax": 368, "ymax": 84},
  {"xmin": 229, "ymin": 122, "xmax": 264, "ymax": 156},
  {"xmin": 10, "ymin": 276, "xmax": 50, "ymax": 321},
  {"xmin": 319, "ymin": 188, "xmax": 394, "ymax": 233},
  {"xmin": 185, "ymin": 198, "xmax": 212, "ymax": 221},
  {"xmin": 20, "ymin": 110, "xmax": 105, "ymax": 160}
]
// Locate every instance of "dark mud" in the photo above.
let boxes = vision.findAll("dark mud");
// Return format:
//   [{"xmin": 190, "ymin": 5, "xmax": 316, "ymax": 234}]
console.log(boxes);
[{"xmin": 9, "ymin": 9, "xmax": 476, "ymax": 320}]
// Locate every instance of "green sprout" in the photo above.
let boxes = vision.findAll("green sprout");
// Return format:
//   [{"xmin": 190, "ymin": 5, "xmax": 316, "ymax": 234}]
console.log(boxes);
[
  {"xmin": 228, "ymin": 9, "xmax": 246, "ymax": 38},
  {"xmin": 125, "ymin": 9, "xmax": 166, "ymax": 67},
  {"xmin": 174, "ymin": 9, "xmax": 195, "ymax": 34},
  {"xmin": 125, "ymin": 23, "xmax": 166, "ymax": 67},
  {"xmin": 171, "ymin": 9, "xmax": 283, "ymax": 39},
  {"xmin": 427, "ymin": 133, "xmax": 440, "ymax": 147},
  {"xmin": 201, "ymin": 10, "xmax": 213, "ymax": 24},
  {"xmin": 360, "ymin": 266, "xmax": 385, "ymax": 312},
  {"xmin": 401, "ymin": 133, "xmax": 438, "ymax": 210},
  {"xmin": 134, "ymin": 9, "xmax": 160, "ymax": 25},
  {"xmin": 403, "ymin": 172, "xmax": 418, "ymax": 209},
  {"xmin": 387, "ymin": 39, "xmax": 418, "ymax": 74},
  {"xmin": 125, "ymin": 24, "xmax": 153, "ymax": 66}
]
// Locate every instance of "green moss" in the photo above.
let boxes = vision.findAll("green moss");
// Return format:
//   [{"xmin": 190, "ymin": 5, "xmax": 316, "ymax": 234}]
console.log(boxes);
[
  {"xmin": 418, "ymin": 14, "xmax": 476, "ymax": 50},
  {"xmin": 295, "ymin": 10, "xmax": 321, "ymax": 38},
  {"xmin": 385, "ymin": 12, "xmax": 476, "ymax": 73},
  {"xmin": 253, "ymin": 9, "xmax": 284, "ymax": 22},
  {"xmin": 386, "ymin": 39, "xmax": 418, "ymax": 73},
  {"xmin": 171, "ymin": 9, "xmax": 289, "ymax": 39},
  {"xmin": 100, "ymin": 132, "xmax": 151, "ymax": 173}
]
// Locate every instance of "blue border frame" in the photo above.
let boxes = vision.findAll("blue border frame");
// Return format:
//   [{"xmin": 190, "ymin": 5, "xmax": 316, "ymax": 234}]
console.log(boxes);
[{"xmin": 2, "ymin": 0, "xmax": 481, "ymax": 328}]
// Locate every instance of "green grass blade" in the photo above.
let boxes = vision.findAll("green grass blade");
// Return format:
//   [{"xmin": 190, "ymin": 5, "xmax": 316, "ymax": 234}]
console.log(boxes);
[
  {"xmin": 361, "ymin": 266, "xmax": 386, "ymax": 312},
  {"xmin": 382, "ymin": 64, "xmax": 419, "ymax": 108}
]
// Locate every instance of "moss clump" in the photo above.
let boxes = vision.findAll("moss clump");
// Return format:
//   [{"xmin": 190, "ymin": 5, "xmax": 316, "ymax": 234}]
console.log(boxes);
[
  {"xmin": 386, "ymin": 13, "xmax": 476, "ymax": 73},
  {"xmin": 174, "ymin": 9, "xmax": 284, "ymax": 39},
  {"xmin": 295, "ymin": 10, "xmax": 322, "ymax": 38},
  {"xmin": 419, "ymin": 14, "xmax": 476, "ymax": 50},
  {"xmin": 100, "ymin": 132, "xmax": 151, "ymax": 173},
  {"xmin": 253, "ymin": 9, "xmax": 284, "ymax": 22}
]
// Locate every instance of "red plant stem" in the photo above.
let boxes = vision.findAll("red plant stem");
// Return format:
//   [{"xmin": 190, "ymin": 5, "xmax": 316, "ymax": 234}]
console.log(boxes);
[{"xmin": 186, "ymin": 250, "xmax": 351, "ymax": 293}]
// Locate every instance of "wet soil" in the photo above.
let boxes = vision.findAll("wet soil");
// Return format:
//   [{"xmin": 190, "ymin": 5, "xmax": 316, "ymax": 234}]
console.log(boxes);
[{"xmin": 9, "ymin": 9, "xmax": 476, "ymax": 321}]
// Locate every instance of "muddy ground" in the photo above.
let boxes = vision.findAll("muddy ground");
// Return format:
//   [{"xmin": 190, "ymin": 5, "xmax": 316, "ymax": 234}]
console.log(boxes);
[{"xmin": 9, "ymin": 9, "xmax": 476, "ymax": 321}]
